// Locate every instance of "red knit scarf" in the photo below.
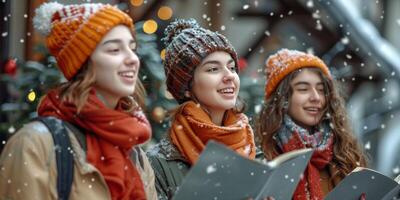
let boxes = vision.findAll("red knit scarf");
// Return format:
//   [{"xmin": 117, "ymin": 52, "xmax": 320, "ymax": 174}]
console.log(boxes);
[
  {"xmin": 275, "ymin": 116, "xmax": 334, "ymax": 200},
  {"xmin": 38, "ymin": 89, "xmax": 151, "ymax": 200},
  {"xmin": 170, "ymin": 101, "xmax": 256, "ymax": 165}
]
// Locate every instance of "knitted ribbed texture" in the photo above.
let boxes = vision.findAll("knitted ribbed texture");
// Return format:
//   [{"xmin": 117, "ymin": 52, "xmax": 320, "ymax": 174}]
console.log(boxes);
[
  {"xmin": 34, "ymin": 3, "xmax": 134, "ymax": 80},
  {"xmin": 163, "ymin": 18, "xmax": 238, "ymax": 103},
  {"xmin": 265, "ymin": 49, "xmax": 332, "ymax": 99}
]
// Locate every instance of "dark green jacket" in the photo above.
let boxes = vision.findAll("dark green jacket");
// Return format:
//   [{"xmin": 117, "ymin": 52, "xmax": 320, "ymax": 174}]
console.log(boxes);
[
  {"xmin": 147, "ymin": 138, "xmax": 264, "ymax": 200},
  {"xmin": 147, "ymin": 138, "xmax": 189, "ymax": 200}
]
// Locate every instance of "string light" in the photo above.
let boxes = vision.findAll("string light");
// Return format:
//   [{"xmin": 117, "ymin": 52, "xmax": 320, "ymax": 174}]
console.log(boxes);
[
  {"xmin": 27, "ymin": 90, "xmax": 36, "ymax": 102},
  {"xmin": 157, "ymin": 6, "xmax": 173, "ymax": 20},
  {"xmin": 130, "ymin": 0, "xmax": 143, "ymax": 7},
  {"xmin": 143, "ymin": 19, "xmax": 158, "ymax": 34},
  {"xmin": 160, "ymin": 49, "xmax": 166, "ymax": 60}
]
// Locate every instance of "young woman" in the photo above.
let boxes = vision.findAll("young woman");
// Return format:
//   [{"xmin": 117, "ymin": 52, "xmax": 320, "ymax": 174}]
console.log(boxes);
[
  {"xmin": 257, "ymin": 49, "xmax": 367, "ymax": 199},
  {"xmin": 147, "ymin": 19, "xmax": 257, "ymax": 199},
  {"xmin": 0, "ymin": 2, "xmax": 156, "ymax": 200}
]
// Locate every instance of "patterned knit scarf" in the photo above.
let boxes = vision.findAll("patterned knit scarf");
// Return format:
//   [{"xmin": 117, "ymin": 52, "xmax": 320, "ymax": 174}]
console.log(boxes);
[
  {"xmin": 170, "ymin": 101, "xmax": 256, "ymax": 165},
  {"xmin": 38, "ymin": 89, "xmax": 151, "ymax": 200},
  {"xmin": 275, "ymin": 115, "xmax": 334, "ymax": 200}
]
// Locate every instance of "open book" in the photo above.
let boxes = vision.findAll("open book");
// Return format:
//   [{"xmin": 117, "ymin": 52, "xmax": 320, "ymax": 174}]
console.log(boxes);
[
  {"xmin": 324, "ymin": 167, "xmax": 400, "ymax": 200},
  {"xmin": 172, "ymin": 140, "xmax": 313, "ymax": 200}
]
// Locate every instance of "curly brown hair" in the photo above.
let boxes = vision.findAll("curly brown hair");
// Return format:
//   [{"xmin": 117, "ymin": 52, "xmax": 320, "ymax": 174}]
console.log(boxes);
[{"xmin": 257, "ymin": 67, "xmax": 367, "ymax": 180}]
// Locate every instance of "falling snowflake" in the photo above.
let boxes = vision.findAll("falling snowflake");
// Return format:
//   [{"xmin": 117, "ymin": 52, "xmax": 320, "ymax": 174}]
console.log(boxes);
[
  {"xmin": 254, "ymin": 104, "xmax": 262, "ymax": 113},
  {"xmin": 220, "ymin": 25, "xmax": 225, "ymax": 31},
  {"xmin": 307, "ymin": 0, "xmax": 314, "ymax": 8},
  {"xmin": 364, "ymin": 141, "xmax": 371, "ymax": 150},
  {"xmin": 393, "ymin": 166, "xmax": 400, "ymax": 174},
  {"xmin": 242, "ymin": 4, "xmax": 249, "ymax": 10},
  {"xmin": 306, "ymin": 48, "xmax": 314, "ymax": 54},
  {"xmin": 1, "ymin": 32, "xmax": 7, "ymax": 37},
  {"xmin": 206, "ymin": 164, "xmax": 217, "ymax": 174},
  {"xmin": 312, "ymin": 10, "xmax": 320, "ymax": 19},
  {"xmin": 8, "ymin": 126, "xmax": 15, "ymax": 133},
  {"xmin": 202, "ymin": 14, "xmax": 207, "ymax": 19},
  {"xmin": 397, "ymin": 19, "xmax": 400, "ymax": 26},
  {"xmin": 315, "ymin": 21, "xmax": 322, "ymax": 30},
  {"xmin": 341, "ymin": 37, "xmax": 349, "ymax": 44}
]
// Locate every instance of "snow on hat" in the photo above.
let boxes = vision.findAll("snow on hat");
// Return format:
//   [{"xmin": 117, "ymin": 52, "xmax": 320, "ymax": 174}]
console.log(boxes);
[
  {"xmin": 33, "ymin": 2, "xmax": 134, "ymax": 80},
  {"xmin": 265, "ymin": 49, "xmax": 332, "ymax": 99},
  {"xmin": 163, "ymin": 18, "xmax": 238, "ymax": 104}
]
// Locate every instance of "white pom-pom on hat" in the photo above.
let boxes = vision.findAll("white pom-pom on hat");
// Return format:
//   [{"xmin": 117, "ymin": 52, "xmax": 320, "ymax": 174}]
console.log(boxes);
[{"xmin": 33, "ymin": 2, "xmax": 63, "ymax": 36}]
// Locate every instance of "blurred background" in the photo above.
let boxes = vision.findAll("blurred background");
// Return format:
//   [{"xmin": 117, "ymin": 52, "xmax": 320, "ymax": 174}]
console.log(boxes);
[{"xmin": 1, "ymin": 0, "xmax": 400, "ymax": 178}]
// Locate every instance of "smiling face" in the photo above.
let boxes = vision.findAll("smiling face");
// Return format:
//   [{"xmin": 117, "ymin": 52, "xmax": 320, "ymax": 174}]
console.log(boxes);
[
  {"xmin": 89, "ymin": 25, "xmax": 140, "ymax": 108},
  {"xmin": 288, "ymin": 69, "xmax": 327, "ymax": 129},
  {"xmin": 191, "ymin": 51, "xmax": 240, "ymax": 115}
]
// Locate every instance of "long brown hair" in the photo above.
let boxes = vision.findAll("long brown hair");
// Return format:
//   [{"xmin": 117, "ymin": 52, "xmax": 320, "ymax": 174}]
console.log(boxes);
[
  {"xmin": 257, "ymin": 67, "xmax": 367, "ymax": 179},
  {"xmin": 57, "ymin": 61, "xmax": 146, "ymax": 113}
]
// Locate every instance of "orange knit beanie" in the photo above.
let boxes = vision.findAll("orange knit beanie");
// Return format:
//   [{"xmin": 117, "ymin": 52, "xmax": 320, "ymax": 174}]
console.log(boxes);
[
  {"xmin": 33, "ymin": 2, "xmax": 134, "ymax": 80},
  {"xmin": 265, "ymin": 49, "xmax": 331, "ymax": 99}
]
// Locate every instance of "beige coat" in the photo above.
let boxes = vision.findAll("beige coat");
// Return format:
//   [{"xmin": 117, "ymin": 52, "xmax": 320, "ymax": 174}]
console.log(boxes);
[{"xmin": 0, "ymin": 121, "xmax": 157, "ymax": 200}]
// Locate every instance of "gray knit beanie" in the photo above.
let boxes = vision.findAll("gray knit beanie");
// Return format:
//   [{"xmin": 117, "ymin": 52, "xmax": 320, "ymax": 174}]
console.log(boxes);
[{"xmin": 163, "ymin": 18, "xmax": 238, "ymax": 104}]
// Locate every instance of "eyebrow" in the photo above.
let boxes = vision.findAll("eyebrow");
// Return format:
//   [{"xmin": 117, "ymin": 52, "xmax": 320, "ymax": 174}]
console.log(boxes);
[
  {"xmin": 293, "ymin": 81, "xmax": 324, "ymax": 86},
  {"xmin": 101, "ymin": 39, "xmax": 135, "ymax": 46},
  {"xmin": 201, "ymin": 59, "xmax": 234, "ymax": 67}
]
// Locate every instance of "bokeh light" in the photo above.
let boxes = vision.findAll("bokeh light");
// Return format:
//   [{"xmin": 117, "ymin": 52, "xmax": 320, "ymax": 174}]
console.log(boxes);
[
  {"xmin": 27, "ymin": 90, "xmax": 36, "ymax": 102},
  {"xmin": 157, "ymin": 6, "xmax": 173, "ymax": 20},
  {"xmin": 130, "ymin": 0, "xmax": 143, "ymax": 7},
  {"xmin": 160, "ymin": 49, "xmax": 166, "ymax": 60},
  {"xmin": 143, "ymin": 19, "xmax": 158, "ymax": 34}
]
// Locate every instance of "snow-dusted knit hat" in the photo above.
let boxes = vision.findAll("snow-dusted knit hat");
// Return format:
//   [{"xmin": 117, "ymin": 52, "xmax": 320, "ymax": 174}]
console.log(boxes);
[
  {"xmin": 265, "ymin": 49, "xmax": 331, "ymax": 99},
  {"xmin": 33, "ymin": 2, "xmax": 134, "ymax": 80},
  {"xmin": 163, "ymin": 18, "xmax": 238, "ymax": 104}
]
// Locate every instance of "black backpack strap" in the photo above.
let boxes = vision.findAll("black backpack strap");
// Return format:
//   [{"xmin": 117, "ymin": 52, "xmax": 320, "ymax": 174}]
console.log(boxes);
[{"xmin": 36, "ymin": 116, "xmax": 74, "ymax": 200}]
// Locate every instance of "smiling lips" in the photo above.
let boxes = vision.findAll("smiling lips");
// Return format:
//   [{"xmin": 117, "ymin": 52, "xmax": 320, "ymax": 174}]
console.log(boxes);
[
  {"xmin": 217, "ymin": 87, "xmax": 236, "ymax": 99},
  {"xmin": 304, "ymin": 107, "xmax": 321, "ymax": 115},
  {"xmin": 118, "ymin": 70, "xmax": 136, "ymax": 84}
]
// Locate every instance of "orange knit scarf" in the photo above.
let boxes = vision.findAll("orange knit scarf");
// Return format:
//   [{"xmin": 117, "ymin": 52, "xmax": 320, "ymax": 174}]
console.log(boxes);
[{"xmin": 170, "ymin": 101, "xmax": 256, "ymax": 165}]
